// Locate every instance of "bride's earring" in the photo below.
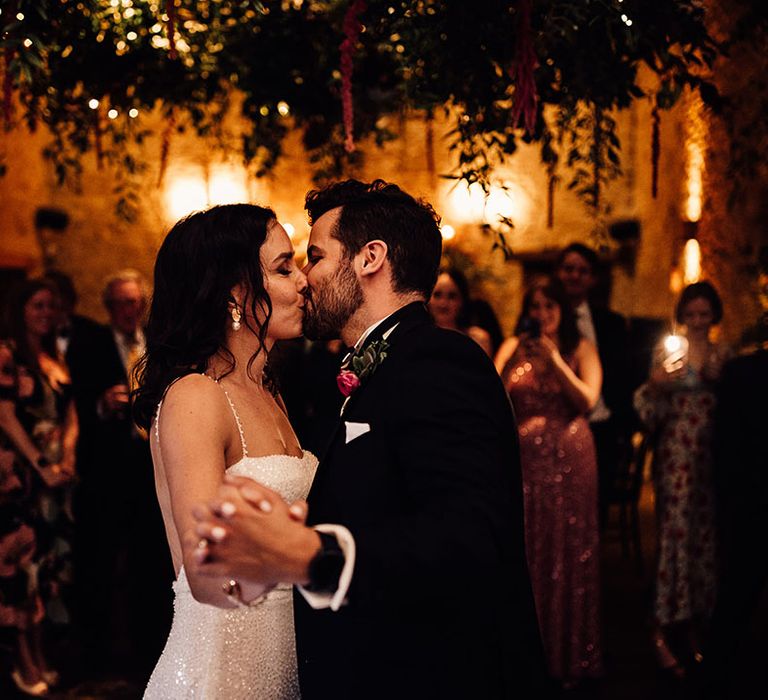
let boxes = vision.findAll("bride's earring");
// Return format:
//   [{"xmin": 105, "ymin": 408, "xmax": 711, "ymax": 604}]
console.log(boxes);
[{"xmin": 230, "ymin": 305, "xmax": 242, "ymax": 332}]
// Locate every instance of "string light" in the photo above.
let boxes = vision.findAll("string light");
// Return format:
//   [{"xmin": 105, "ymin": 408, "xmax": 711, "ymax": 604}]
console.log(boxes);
[
  {"xmin": 107, "ymin": 108, "xmax": 118, "ymax": 119},
  {"xmin": 277, "ymin": 101, "xmax": 290, "ymax": 116},
  {"xmin": 440, "ymin": 225, "xmax": 456, "ymax": 241},
  {"xmin": 128, "ymin": 108, "xmax": 139, "ymax": 118},
  {"xmin": 126, "ymin": 31, "xmax": 138, "ymax": 41},
  {"xmin": 88, "ymin": 99, "xmax": 100, "ymax": 109},
  {"xmin": 16, "ymin": 12, "xmax": 25, "ymax": 20},
  {"xmin": 23, "ymin": 39, "xmax": 32, "ymax": 48}
]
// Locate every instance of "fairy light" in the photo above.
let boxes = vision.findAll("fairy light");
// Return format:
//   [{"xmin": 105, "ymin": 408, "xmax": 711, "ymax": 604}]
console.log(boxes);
[
  {"xmin": 88, "ymin": 99, "xmax": 100, "ymax": 109},
  {"xmin": 126, "ymin": 31, "xmax": 138, "ymax": 41},
  {"xmin": 277, "ymin": 101, "xmax": 290, "ymax": 116},
  {"xmin": 128, "ymin": 108, "xmax": 139, "ymax": 118},
  {"xmin": 440, "ymin": 225, "xmax": 456, "ymax": 241},
  {"xmin": 107, "ymin": 108, "xmax": 118, "ymax": 119},
  {"xmin": 23, "ymin": 38, "xmax": 32, "ymax": 48}
]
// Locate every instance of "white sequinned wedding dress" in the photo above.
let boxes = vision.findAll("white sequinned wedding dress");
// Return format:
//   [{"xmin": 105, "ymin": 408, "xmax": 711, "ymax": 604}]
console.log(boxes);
[{"xmin": 144, "ymin": 384, "xmax": 317, "ymax": 699}]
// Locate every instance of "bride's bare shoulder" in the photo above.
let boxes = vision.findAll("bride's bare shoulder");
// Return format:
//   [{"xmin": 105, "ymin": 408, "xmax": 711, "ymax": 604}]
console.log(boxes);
[{"xmin": 157, "ymin": 374, "xmax": 227, "ymax": 427}]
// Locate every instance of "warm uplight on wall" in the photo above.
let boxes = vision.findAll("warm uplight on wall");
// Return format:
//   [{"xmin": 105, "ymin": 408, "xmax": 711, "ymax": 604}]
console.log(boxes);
[
  {"xmin": 165, "ymin": 165, "xmax": 251, "ymax": 221},
  {"xmin": 445, "ymin": 180, "xmax": 531, "ymax": 228},
  {"xmin": 165, "ymin": 174, "xmax": 208, "ymax": 221},
  {"xmin": 684, "ymin": 94, "xmax": 706, "ymax": 222},
  {"xmin": 682, "ymin": 238, "xmax": 701, "ymax": 285},
  {"xmin": 209, "ymin": 165, "xmax": 248, "ymax": 206}
]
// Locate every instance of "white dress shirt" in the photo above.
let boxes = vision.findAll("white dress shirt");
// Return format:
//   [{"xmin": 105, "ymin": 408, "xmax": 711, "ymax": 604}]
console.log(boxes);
[{"xmin": 298, "ymin": 309, "xmax": 402, "ymax": 611}]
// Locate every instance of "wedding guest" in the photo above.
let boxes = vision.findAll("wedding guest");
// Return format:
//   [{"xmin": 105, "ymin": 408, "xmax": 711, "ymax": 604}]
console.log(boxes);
[
  {"xmin": 703, "ymin": 340, "xmax": 768, "ymax": 697},
  {"xmin": 634, "ymin": 281, "xmax": 730, "ymax": 678},
  {"xmin": 429, "ymin": 267, "xmax": 494, "ymax": 356},
  {"xmin": 74, "ymin": 269, "xmax": 172, "ymax": 678},
  {"xmin": 495, "ymin": 275, "xmax": 603, "ymax": 686},
  {"xmin": 467, "ymin": 297, "xmax": 504, "ymax": 357},
  {"xmin": 0, "ymin": 280, "xmax": 78, "ymax": 695},
  {"xmin": 556, "ymin": 243, "xmax": 632, "ymax": 528}
]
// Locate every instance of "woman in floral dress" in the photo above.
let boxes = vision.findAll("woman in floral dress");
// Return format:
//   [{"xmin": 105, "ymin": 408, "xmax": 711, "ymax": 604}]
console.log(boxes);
[
  {"xmin": 0, "ymin": 279, "xmax": 78, "ymax": 695},
  {"xmin": 634, "ymin": 281, "xmax": 730, "ymax": 678}
]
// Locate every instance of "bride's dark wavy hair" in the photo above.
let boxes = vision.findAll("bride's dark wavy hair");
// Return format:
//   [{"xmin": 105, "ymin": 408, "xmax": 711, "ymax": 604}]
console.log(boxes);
[{"xmin": 133, "ymin": 203, "xmax": 276, "ymax": 430}]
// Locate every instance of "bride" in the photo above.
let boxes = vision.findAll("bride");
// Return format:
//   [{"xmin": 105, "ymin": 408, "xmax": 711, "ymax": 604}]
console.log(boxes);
[{"xmin": 133, "ymin": 204, "xmax": 316, "ymax": 699}]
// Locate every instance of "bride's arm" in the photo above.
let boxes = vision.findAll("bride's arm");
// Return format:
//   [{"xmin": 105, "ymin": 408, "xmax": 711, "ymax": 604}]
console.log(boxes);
[{"xmin": 156, "ymin": 375, "xmax": 243, "ymax": 607}]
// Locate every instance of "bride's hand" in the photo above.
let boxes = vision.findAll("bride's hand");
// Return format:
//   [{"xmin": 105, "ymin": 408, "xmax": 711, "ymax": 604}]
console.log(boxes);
[
  {"xmin": 191, "ymin": 479, "xmax": 321, "ymax": 586},
  {"xmin": 222, "ymin": 475, "xmax": 309, "ymax": 524}
]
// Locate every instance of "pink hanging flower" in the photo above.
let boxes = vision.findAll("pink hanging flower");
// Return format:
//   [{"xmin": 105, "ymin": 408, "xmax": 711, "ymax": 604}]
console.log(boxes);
[
  {"xmin": 340, "ymin": 0, "xmax": 366, "ymax": 153},
  {"xmin": 509, "ymin": 0, "xmax": 539, "ymax": 135}
]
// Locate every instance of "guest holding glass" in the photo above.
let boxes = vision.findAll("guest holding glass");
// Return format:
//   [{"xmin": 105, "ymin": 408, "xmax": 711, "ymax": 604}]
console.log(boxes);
[
  {"xmin": 429, "ymin": 267, "xmax": 494, "ymax": 356},
  {"xmin": 634, "ymin": 281, "xmax": 730, "ymax": 678},
  {"xmin": 0, "ymin": 279, "xmax": 78, "ymax": 696},
  {"xmin": 495, "ymin": 276, "xmax": 603, "ymax": 687}
]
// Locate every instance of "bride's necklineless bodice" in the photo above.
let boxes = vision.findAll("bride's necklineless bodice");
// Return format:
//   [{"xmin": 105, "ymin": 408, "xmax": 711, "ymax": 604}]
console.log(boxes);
[{"xmin": 152, "ymin": 374, "xmax": 318, "ymax": 572}]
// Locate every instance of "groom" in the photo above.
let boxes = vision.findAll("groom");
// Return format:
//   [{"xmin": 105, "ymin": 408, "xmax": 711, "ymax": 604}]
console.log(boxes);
[{"xmin": 193, "ymin": 180, "xmax": 548, "ymax": 698}]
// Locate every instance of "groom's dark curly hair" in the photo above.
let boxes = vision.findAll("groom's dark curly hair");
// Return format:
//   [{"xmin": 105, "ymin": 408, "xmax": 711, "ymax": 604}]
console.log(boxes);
[{"xmin": 305, "ymin": 179, "xmax": 443, "ymax": 299}]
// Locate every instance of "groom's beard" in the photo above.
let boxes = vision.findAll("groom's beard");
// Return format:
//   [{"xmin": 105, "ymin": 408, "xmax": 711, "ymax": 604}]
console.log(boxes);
[{"xmin": 303, "ymin": 261, "xmax": 363, "ymax": 341}]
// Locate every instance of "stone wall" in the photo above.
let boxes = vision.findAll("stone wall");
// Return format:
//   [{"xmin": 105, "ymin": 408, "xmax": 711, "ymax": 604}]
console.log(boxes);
[{"xmin": 0, "ymin": 75, "xmax": 758, "ymax": 344}]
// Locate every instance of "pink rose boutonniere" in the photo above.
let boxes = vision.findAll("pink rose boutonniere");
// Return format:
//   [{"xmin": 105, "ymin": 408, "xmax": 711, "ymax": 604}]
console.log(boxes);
[
  {"xmin": 336, "ymin": 370, "xmax": 361, "ymax": 397},
  {"xmin": 336, "ymin": 338, "xmax": 390, "ymax": 398}
]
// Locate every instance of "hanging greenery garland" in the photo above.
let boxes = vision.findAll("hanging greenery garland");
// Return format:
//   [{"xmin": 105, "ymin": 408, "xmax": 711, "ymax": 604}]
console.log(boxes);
[{"xmin": 0, "ymin": 0, "xmax": 719, "ymax": 222}]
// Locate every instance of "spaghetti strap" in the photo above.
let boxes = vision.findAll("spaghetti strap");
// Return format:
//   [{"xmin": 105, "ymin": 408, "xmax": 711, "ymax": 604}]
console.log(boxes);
[
  {"xmin": 201, "ymin": 374, "xmax": 249, "ymax": 458},
  {"xmin": 153, "ymin": 399, "xmax": 164, "ymax": 457}
]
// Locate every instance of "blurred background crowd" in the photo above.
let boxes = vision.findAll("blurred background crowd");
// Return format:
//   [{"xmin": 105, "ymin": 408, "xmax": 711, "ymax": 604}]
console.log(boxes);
[{"xmin": 1, "ymin": 240, "xmax": 765, "ymax": 698}]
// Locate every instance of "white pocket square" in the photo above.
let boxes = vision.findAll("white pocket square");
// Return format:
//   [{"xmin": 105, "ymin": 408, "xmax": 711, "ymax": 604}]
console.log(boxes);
[{"xmin": 344, "ymin": 421, "xmax": 371, "ymax": 444}]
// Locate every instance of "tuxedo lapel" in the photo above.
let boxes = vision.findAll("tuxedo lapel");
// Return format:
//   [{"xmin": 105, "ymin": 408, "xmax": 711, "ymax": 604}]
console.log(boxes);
[{"xmin": 311, "ymin": 302, "xmax": 432, "ymax": 493}]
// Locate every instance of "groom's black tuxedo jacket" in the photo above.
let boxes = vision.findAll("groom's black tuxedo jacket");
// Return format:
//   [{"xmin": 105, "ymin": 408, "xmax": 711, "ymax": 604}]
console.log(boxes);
[{"xmin": 295, "ymin": 303, "xmax": 548, "ymax": 699}]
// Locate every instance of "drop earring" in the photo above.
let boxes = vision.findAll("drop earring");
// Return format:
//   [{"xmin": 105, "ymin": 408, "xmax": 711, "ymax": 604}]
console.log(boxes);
[{"xmin": 231, "ymin": 305, "xmax": 242, "ymax": 332}]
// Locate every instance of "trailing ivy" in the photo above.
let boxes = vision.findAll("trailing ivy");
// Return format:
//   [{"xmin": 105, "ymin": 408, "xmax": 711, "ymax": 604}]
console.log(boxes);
[{"xmin": 1, "ymin": 0, "xmax": 720, "ymax": 222}]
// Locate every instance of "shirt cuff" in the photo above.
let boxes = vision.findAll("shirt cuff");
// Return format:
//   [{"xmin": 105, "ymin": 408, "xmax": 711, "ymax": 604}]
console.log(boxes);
[{"xmin": 298, "ymin": 524, "xmax": 355, "ymax": 612}]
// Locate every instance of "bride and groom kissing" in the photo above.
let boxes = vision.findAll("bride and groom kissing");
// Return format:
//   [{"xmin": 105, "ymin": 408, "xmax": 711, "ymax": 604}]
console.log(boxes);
[{"xmin": 135, "ymin": 179, "xmax": 549, "ymax": 699}]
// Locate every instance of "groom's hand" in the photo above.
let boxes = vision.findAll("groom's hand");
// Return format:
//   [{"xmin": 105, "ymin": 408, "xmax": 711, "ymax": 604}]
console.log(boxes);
[{"xmin": 191, "ymin": 478, "xmax": 321, "ymax": 586}]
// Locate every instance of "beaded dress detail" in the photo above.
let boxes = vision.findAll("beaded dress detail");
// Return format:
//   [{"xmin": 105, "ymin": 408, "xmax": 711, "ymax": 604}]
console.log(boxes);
[
  {"xmin": 144, "ymin": 381, "xmax": 317, "ymax": 699},
  {"xmin": 504, "ymin": 355, "xmax": 603, "ymax": 681}
]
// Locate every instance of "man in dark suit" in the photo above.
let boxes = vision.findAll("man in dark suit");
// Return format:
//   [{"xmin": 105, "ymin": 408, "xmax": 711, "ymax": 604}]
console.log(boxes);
[
  {"xmin": 703, "ymin": 346, "xmax": 768, "ymax": 697},
  {"xmin": 193, "ymin": 180, "xmax": 548, "ymax": 698},
  {"xmin": 556, "ymin": 243, "xmax": 632, "ymax": 528},
  {"xmin": 59, "ymin": 270, "xmax": 172, "ymax": 678}
]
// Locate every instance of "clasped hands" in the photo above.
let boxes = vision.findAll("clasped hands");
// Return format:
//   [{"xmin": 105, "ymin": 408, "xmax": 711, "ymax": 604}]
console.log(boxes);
[{"xmin": 189, "ymin": 475, "xmax": 321, "ymax": 593}]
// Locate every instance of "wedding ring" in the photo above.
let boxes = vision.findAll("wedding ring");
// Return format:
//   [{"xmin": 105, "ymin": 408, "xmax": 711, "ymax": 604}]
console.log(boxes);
[{"xmin": 222, "ymin": 578, "xmax": 268, "ymax": 608}]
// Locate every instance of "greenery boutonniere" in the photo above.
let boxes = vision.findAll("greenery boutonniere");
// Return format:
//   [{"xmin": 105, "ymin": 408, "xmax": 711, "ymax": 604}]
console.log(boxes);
[{"xmin": 336, "ymin": 338, "xmax": 390, "ymax": 397}]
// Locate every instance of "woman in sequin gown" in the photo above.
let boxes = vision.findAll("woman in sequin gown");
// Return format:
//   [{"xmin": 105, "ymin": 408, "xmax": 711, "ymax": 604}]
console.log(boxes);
[
  {"xmin": 496, "ymin": 276, "xmax": 603, "ymax": 685},
  {"xmin": 134, "ymin": 205, "xmax": 315, "ymax": 699},
  {"xmin": 634, "ymin": 282, "xmax": 730, "ymax": 676}
]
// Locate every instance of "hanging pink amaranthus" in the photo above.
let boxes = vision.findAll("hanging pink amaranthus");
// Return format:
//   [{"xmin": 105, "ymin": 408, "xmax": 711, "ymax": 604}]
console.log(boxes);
[
  {"xmin": 2, "ymin": 0, "xmax": 18, "ymax": 126},
  {"xmin": 166, "ymin": 0, "xmax": 178, "ymax": 60},
  {"xmin": 340, "ymin": 0, "xmax": 366, "ymax": 153},
  {"xmin": 509, "ymin": 0, "xmax": 538, "ymax": 135}
]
